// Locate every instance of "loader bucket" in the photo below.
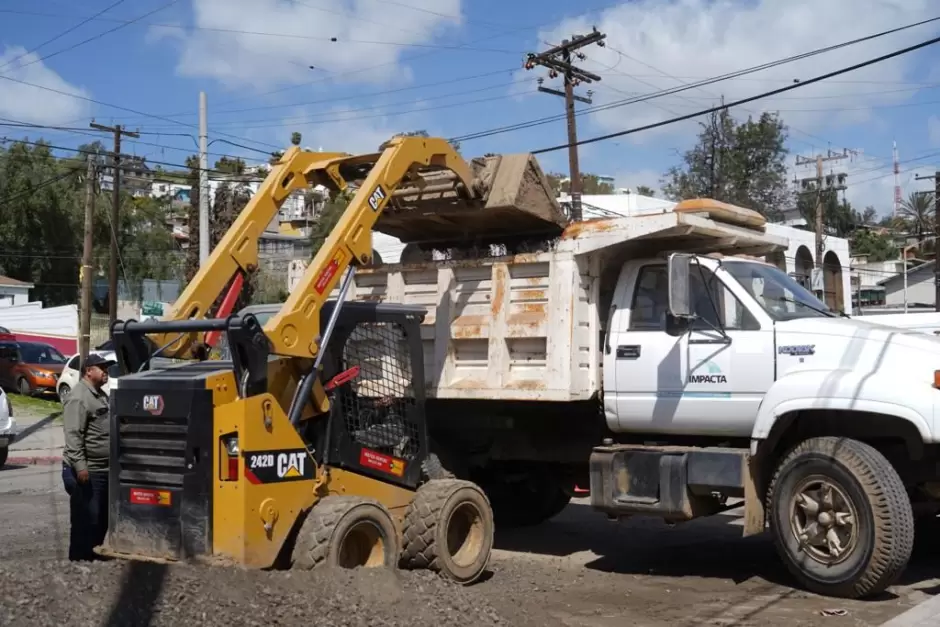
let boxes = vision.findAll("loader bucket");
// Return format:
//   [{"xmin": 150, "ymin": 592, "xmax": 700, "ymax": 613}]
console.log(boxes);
[{"xmin": 375, "ymin": 153, "xmax": 568, "ymax": 247}]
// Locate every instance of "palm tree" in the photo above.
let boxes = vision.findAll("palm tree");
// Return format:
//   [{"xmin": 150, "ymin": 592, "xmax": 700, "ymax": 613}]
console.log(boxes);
[{"xmin": 896, "ymin": 191, "xmax": 934, "ymax": 250}]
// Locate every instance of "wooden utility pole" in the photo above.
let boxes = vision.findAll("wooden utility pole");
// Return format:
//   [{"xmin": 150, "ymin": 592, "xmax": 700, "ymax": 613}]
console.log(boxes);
[
  {"xmin": 914, "ymin": 171, "xmax": 940, "ymax": 311},
  {"xmin": 89, "ymin": 122, "xmax": 140, "ymax": 324},
  {"xmin": 524, "ymin": 28, "xmax": 606, "ymax": 222},
  {"xmin": 794, "ymin": 149, "xmax": 851, "ymax": 300},
  {"xmin": 79, "ymin": 155, "xmax": 96, "ymax": 366}
]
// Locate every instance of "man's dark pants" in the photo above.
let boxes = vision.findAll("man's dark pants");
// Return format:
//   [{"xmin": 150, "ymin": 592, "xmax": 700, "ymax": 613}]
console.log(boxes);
[{"xmin": 62, "ymin": 464, "xmax": 109, "ymax": 561}]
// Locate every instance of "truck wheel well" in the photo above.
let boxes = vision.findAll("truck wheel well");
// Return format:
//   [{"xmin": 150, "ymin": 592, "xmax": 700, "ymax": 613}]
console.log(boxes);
[{"xmin": 756, "ymin": 409, "xmax": 925, "ymax": 496}]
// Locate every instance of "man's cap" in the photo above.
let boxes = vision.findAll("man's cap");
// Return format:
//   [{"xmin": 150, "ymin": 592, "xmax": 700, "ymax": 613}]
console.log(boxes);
[{"xmin": 83, "ymin": 353, "xmax": 116, "ymax": 369}]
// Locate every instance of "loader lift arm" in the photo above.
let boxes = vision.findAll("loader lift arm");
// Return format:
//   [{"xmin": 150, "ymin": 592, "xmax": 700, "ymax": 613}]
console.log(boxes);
[{"xmin": 147, "ymin": 136, "xmax": 472, "ymax": 361}]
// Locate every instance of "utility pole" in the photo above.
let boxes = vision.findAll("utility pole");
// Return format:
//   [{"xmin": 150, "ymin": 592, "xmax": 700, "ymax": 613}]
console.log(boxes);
[
  {"xmin": 914, "ymin": 171, "xmax": 940, "ymax": 311},
  {"xmin": 79, "ymin": 155, "xmax": 96, "ymax": 366},
  {"xmin": 90, "ymin": 121, "xmax": 140, "ymax": 324},
  {"xmin": 199, "ymin": 91, "xmax": 210, "ymax": 267},
  {"xmin": 524, "ymin": 28, "xmax": 606, "ymax": 222},
  {"xmin": 794, "ymin": 149, "xmax": 851, "ymax": 302}
]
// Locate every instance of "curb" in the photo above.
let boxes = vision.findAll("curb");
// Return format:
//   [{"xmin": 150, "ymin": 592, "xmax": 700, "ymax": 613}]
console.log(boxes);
[
  {"xmin": 7, "ymin": 455, "xmax": 63, "ymax": 466},
  {"xmin": 880, "ymin": 594, "xmax": 940, "ymax": 626}
]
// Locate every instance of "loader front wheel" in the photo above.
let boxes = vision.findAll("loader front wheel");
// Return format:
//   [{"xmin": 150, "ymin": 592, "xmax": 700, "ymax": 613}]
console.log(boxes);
[
  {"xmin": 767, "ymin": 437, "xmax": 914, "ymax": 599},
  {"xmin": 292, "ymin": 496, "xmax": 399, "ymax": 571},
  {"xmin": 401, "ymin": 479, "xmax": 494, "ymax": 584}
]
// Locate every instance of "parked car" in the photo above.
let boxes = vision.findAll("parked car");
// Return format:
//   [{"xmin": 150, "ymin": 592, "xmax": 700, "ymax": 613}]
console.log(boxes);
[
  {"xmin": 0, "ymin": 326, "xmax": 15, "ymax": 342},
  {"xmin": 0, "ymin": 387, "xmax": 16, "ymax": 468},
  {"xmin": 0, "ymin": 340, "xmax": 67, "ymax": 396},
  {"xmin": 58, "ymin": 350, "xmax": 118, "ymax": 401}
]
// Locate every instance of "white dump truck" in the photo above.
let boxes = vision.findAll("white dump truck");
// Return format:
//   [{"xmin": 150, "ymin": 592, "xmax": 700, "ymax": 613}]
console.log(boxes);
[{"xmin": 311, "ymin": 198, "xmax": 940, "ymax": 600}]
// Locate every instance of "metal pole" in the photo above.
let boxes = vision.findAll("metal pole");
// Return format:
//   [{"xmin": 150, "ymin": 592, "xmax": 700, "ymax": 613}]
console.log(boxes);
[
  {"xmin": 904, "ymin": 248, "xmax": 909, "ymax": 314},
  {"xmin": 80, "ymin": 155, "xmax": 96, "ymax": 365},
  {"xmin": 199, "ymin": 91, "xmax": 210, "ymax": 266}
]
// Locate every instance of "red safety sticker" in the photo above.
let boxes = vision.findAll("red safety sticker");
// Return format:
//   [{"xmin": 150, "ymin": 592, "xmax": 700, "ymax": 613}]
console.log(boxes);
[
  {"xmin": 129, "ymin": 487, "xmax": 173, "ymax": 507},
  {"xmin": 314, "ymin": 254, "xmax": 341, "ymax": 294},
  {"xmin": 359, "ymin": 448, "xmax": 405, "ymax": 477}
]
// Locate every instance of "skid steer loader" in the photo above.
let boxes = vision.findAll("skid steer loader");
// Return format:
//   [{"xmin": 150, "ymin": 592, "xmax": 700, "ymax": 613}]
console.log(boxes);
[{"xmin": 98, "ymin": 136, "xmax": 567, "ymax": 583}]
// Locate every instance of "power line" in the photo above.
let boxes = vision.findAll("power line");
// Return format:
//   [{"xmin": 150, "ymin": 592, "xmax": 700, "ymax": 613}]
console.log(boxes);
[
  {"xmin": 2, "ymin": 1, "xmax": 179, "ymax": 74},
  {"xmin": 0, "ymin": 0, "xmax": 126, "ymax": 72},
  {"xmin": 529, "ymin": 31, "xmax": 940, "ymax": 155},
  {"xmin": 450, "ymin": 15, "xmax": 940, "ymax": 143},
  {"xmin": 0, "ymin": 7, "xmax": 521, "ymax": 55}
]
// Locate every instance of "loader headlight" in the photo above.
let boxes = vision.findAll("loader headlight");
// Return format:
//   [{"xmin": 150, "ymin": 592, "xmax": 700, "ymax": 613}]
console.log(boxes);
[{"xmin": 224, "ymin": 436, "xmax": 239, "ymax": 456}]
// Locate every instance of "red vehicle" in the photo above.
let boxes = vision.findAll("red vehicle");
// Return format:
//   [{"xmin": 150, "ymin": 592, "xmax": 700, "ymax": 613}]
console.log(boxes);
[{"xmin": 0, "ymin": 326, "xmax": 15, "ymax": 342}]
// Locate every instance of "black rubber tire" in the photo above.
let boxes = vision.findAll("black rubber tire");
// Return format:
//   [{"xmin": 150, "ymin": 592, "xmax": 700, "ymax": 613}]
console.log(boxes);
[
  {"xmin": 766, "ymin": 436, "xmax": 914, "ymax": 599},
  {"xmin": 0, "ymin": 447, "xmax": 7, "ymax": 468},
  {"xmin": 291, "ymin": 496, "xmax": 399, "ymax": 571},
  {"xmin": 401, "ymin": 479, "xmax": 494, "ymax": 584},
  {"xmin": 17, "ymin": 378, "xmax": 31, "ymax": 397},
  {"xmin": 58, "ymin": 383, "xmax": 71, "ymax": 403}
]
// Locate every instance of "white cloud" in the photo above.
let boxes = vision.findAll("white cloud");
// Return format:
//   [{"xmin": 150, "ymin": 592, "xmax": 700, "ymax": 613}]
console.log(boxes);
[
  {"xmin": 535, "ymin": 0, "xmax": 936, "ymax": 143},
  {"xmin": 159, "ymin": 0, "xmax": 463, "ymax": 90},
  {"xmin": 0, "ymin": 46, "xmax": 91, "ymax": 124}
]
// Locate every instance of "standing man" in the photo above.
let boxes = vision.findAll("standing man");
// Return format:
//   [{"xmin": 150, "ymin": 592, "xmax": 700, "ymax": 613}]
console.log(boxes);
[{"xmin": 62, "ymin": 353, "xmax": 115, "ymax": 561}]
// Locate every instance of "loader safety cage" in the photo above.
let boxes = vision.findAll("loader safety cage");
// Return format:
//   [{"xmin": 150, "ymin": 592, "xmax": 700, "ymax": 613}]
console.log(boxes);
[{"xmin": 106, "ymin": 300, "xmax": 429, "ymax": 561}]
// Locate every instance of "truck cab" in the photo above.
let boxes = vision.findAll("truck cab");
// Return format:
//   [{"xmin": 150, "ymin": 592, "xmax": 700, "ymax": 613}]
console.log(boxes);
[{"xmin": 594, "ymin": 251, "xmax": 940, "ymax": 600}]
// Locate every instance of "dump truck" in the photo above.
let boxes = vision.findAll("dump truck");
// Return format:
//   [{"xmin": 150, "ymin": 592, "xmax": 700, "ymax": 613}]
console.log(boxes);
[
  {"xmin": 99, "ymin": 137, "xmax": 566, "ymax": 583},
  {"xmin": 324, "ymin": 197, "xmax": 940, "ymax": 600}
]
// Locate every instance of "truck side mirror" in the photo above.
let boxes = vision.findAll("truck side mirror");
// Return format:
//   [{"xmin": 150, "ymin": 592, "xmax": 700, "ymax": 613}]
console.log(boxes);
[{"xmin": 667, "ymin": 253, "xmax": 694, "ymax": 318}]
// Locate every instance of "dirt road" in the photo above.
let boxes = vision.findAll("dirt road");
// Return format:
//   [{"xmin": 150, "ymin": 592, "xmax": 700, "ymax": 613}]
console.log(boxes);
[{"xmin": 2, "ymin": 463, "xmax": 939, "ymax": 626}]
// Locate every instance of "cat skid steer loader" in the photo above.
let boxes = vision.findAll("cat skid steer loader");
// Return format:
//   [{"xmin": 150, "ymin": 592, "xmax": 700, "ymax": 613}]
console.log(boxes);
[{"xmin": 97, "ymin": 136, "xmax": 566, "ymax": 583}]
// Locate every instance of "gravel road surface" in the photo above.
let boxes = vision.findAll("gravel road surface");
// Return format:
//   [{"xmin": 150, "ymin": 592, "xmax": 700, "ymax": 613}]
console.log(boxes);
[{"xmin": 2, "ymin": 464, "xmax": 940, "ymax": 626}]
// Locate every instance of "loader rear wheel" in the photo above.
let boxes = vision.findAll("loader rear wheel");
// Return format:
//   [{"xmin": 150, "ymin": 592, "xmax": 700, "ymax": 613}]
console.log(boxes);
[
  {"xmin": 767, "ymin": 436, "xmax": 914, "ymax": 599},
  {"xmin": 291, "ymin": 496, "xmax": 399, "ymax": 571},
  {"xmin": 401, "ymin": 479, "xmax": 494, "ymax": 584}
]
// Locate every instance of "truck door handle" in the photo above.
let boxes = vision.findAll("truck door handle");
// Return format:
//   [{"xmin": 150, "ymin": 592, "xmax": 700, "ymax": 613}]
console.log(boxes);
[{"xmin": 616, "ymin": 345, "xmax": 641, "ymax": 360}]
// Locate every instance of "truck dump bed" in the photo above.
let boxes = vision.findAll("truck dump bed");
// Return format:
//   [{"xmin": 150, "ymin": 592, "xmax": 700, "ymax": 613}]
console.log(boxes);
[{"xmin": 337, "ymin": 208, "xmax": 787, "ymax": 402}]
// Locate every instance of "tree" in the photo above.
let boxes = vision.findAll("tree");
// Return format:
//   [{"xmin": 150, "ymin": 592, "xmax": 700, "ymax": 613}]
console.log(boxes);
[
  {"xmin": 214, "ymin": 156, "xmax": 246, "ymax": 175},
  {"xmin": 850, "ymin": 229, "xmax": 897, "ymax": 262},
  {"xmin": 635, "ymin": 185, "xmax": 656, "ymax": 197},
  {"xmin": 0, "ymin": 139, "xmax": 83, "ymax": 305},
  {"xmin": 896, "ymin": 191, "xmax": 934, "ymax": 246},
  {"xmin": 545, "ymin": 172, "xmax": 614, "ymax": 195},
  {"xmin": 661, "ymin": 109, "xmax": 791, "ymax": 219},
  {"xmin": 183, "ymin": 155, "xmax": 201, "ymax": 283},
  {"xmin": 798, "ymin": 190, "xmax": 858, "ymax": 238},
  {"xmin": 310, "ymin": 189, "xmax": 353, "ymax": 256}
]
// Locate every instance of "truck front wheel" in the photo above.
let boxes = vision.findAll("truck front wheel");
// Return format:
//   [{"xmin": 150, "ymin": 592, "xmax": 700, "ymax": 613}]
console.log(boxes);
[{"xmin": 766, "ymin": 436, "xmax": 914, "ymax": 598}]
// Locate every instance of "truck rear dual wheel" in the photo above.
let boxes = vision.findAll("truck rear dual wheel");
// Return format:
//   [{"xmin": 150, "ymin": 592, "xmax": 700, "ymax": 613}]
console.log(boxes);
[
  {"xmin": 767, "ymin": 437, "xmax": 914, "ymax": 599},
  {"xmin": 292, "ymin": 496, "xmax": 400, "ymax": 571},
  {"xmin": 401, "ymin": 479, "xmax": 494, "ymax": 584}
]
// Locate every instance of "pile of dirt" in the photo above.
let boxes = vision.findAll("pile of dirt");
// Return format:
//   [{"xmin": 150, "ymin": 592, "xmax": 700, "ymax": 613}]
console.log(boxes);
[{"xmin": 0, "ymin": 558, "xmax": 514, "ymax": 627}]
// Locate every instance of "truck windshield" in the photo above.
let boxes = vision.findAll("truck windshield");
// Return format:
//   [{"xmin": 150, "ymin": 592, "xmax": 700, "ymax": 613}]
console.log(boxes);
[{"xmin": 721, "ymin": 260, "xmax": 834, "ymax": 321}]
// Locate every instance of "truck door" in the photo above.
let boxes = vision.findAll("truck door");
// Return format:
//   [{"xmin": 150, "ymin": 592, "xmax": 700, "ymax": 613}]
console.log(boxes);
[
  {"xmin": 679, "ymin": 263, "xmax": 775, "ymax": 436},
  {"xmin": 608, "ymin": 262, "xmax": 687, "ymax": 430},
  {"xmin": 608, "ymin": 260, "xmax": 774, "ymax": 437}
]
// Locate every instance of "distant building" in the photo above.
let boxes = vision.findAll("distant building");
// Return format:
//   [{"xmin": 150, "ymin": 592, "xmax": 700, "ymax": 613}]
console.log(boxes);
[
  {"xmin": 0, "ymin": 276, "xmax": 33, "ymax": 307},
  {"xmin": 877, "ymin": 260, "xmax": 937, "ymax": 308}
]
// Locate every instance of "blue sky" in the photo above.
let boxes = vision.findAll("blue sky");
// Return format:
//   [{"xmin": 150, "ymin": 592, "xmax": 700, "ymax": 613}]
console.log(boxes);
[{"xmin": 2, "ymin": 0, "xmax": 940, "ymax": 216}]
